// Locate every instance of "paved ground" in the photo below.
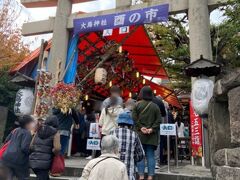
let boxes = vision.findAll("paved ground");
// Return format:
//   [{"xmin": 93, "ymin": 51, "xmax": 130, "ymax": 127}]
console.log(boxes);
[{"xmin": 65, "ymin": 157, "xmax": 212, "ymax": 178}]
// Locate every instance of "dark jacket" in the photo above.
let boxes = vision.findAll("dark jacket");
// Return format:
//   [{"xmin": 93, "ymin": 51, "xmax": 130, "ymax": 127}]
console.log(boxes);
[
  {"xmin": 3, "ymin": 128, "xmax": 32, "ymax": 168},
  {"xmin": 29, "ymin": 125, "xmax": 57, "ymax": 170},
  {"xmin": 75, "ymin": 112, "xmax": 86, "ymax": 135},
  {"xmin": 132, "ymin": 100, "xmax": 162, "ymax": 147},
  {"xmin": 52, "ymin": 108, "xmax": 79, "ymax": 132},
  {"xmin": 152, "ymin": 97, "xmax": 167, "ymax": 117}
]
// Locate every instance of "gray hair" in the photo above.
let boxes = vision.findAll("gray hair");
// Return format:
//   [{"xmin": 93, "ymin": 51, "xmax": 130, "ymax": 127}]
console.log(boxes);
[{"xmin": 101, "ymin": 135, "xmax": 119, "ymax": 154}]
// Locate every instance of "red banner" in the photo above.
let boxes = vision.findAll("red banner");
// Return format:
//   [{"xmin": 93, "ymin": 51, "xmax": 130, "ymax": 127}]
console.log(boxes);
[{"xmin": 190, "ymin": 101, "xmax": 203, "ymax": 157}]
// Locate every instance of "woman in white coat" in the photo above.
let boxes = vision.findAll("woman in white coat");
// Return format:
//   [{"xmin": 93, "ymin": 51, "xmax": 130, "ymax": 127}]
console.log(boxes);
[{"xmin": 99, "ymin": 96, "xmax": 124, "ymax": 136}]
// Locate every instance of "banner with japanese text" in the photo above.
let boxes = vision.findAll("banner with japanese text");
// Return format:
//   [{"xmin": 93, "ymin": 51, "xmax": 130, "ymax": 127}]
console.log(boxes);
[
  {"xmin": 190, "ymin": 101, "xmax": 203, "ymax": 157},
  {"xmin": 73, "ymin": 4, "xmax": 169, "ymax": 34}
]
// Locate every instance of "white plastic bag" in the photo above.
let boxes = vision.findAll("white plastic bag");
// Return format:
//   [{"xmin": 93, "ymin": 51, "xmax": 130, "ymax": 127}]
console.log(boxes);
[
  {"xmin": 191, "ymin": 78, "xmax": 214, "ymax": 115},
  {"xmin": 14, "ymin": 89, "xmax": 34, "ymax": 116}
]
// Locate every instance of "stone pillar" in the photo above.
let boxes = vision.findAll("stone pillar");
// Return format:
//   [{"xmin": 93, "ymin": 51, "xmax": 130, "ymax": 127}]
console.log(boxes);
[
  {"xmin": 188, "ymin": 0, "xmax": 213, "ymax": 62},
  {"xmin": 228, "ymin": 86, "xmax": 240, "ymax": 145},
  {"xmin": 48, "ymin": 0, "xmax": 72, "ymax": 84},
  {"xmin": 208, "ymin": 98, "xmax": 231, "ymax": 165},
  {"xmin": 188, "ymin": 0, "xmax": 213, "ymax": 168}
]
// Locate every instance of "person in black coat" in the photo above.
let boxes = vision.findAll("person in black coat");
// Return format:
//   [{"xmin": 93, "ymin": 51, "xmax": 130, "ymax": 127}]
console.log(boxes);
[
  {"xmin": 152, "ymin": 96, "xmax": 167, "ymax": 117},
  {"xmin": 2, "ymin": 115, "xmax": 34, "ymax": 180},
  {"xmin": 52, "ymin": 108, "xmax": 79, "ymax": 155},
  {"xmin": 30, "ymin": 115, "xmax": 61, "ymax": 180}
]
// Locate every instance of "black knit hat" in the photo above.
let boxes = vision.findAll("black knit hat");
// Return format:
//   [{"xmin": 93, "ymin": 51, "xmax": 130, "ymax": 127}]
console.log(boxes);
[
  {"xmin": 139, "ymin": 86, "xmax": 153, "ymax": 101},
  {"xmin": 45, "ymin": 115, "xmax": 59, "ymax": 129},
  {"xmin": 18, "ymin": 115, "xmax": 34, "ymax": 128}
]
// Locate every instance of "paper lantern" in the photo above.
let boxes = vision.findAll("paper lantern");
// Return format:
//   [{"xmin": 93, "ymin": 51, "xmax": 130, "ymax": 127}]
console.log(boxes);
[
  {"xmin": 191, "ymin": 78, "xmax": 214, "ymax": 115},
  {"xmin": 109, "ymin": 81, "xmax": 112, "ymax": 87},
  {"xmin": 136, "ymin": 72, "xmax": 140, "ymax": 78},
  {"xmin": 143, "ymin": 79, "xmax": 146, "ymax": 84},
  {"xmin": 14, "ymin": 89, "xmax": 34, "ymax": 116},
  {"xmin": 95, "ymin": 68, "xmax": 107, "ymax": 84},
  {"xmin": 129, "ymin": 92, "xmax": 132, "ymax": 98}
]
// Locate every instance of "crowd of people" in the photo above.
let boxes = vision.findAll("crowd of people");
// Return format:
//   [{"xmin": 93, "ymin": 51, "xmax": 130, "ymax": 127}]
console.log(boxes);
[{"xmin": 0, "ymin": 85, "xmax": 189, "ymax": 180}]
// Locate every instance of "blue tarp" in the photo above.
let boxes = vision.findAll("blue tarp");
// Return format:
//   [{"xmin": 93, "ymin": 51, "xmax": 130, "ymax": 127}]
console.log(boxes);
[{"xmin": 64, "ymin": 35, "xmax": 79, "ymax": 84}]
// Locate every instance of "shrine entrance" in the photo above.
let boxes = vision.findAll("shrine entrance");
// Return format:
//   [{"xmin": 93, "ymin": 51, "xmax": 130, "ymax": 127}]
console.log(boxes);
[
  {"xmin": 12, "ymin": 1, "xmax": 229, "ymax": 179},
  {"xmin": 66, "ymin": 25, "xmax": 181, "ymax": 108}
]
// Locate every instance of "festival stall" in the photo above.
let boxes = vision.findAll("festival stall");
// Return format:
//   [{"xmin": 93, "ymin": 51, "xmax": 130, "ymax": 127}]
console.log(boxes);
[
  {"xmin": 10, "ymin": 5, "xmax": 182, "ymax": 124},
  {"xmin": 11, "ymin": 26, "xmax": 181, "ymax": 110}
]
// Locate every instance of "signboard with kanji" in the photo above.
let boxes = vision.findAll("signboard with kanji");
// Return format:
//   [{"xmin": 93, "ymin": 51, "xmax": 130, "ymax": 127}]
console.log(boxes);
[
  {"xmin": 160, "ymin": 124, "xmax": 176, "ymax": 136},
  {"xmin": 73, "ymin": 4, "xmax": 169, "ymax": 34},
  {"xmin": 190, "ymin": 101, "xmax": 203, "ymax": 157}
]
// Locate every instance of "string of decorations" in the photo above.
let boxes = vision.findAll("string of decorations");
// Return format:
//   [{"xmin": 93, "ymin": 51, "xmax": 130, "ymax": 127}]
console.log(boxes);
[
  {"xmin": 76, "ymin": 41, "xmax": 147, "ymax": 100},
  {"xmin": 50, "ymin": 82, "xmax": 81, "ymax": 114},
  {"xmin": 35, "ymin": 70, "xmax": 52, "ymax": 118}
]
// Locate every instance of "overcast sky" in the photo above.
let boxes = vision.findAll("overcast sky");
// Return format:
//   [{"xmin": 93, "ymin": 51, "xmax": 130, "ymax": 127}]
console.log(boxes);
[
  {"xmin": 14, "ymin": 0, "xmax": 225, "ymax": 49},
  {"xmin": 17, "ymin": 0, "xmax": 224, "ymax": 22}
]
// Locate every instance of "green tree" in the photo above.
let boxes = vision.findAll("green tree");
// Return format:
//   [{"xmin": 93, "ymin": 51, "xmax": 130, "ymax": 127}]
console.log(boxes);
[
  {"xmin": 0, "ymin": 0, "xmax": 28, "ymax": 140},
  {"xmin": 0, "ymin": 70, "xmax": 19, "ymax": 109},
  {"xmin": 147, "ymin": 0, "xmax": 240, "ymax": 92},
  {"xmin": 212, "ymin": 0, "xmax": 240, "ymax": 67},
  {"xmin": 0, "ymin": 69, "xmax": 20, "ymax": 141},
  {"xmin": 146, "ymin": 15, "xmax": 190, "ymax": 91},
  {"xmin": 0, "ymin": 0, "xmax": 29, "ymax": 70}
]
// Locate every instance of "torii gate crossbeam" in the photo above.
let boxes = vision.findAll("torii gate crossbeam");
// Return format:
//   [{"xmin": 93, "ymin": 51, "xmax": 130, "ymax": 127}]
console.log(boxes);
[{"xmin": 22, "ymin": 0, "xmax": 227, "ymax": 36}]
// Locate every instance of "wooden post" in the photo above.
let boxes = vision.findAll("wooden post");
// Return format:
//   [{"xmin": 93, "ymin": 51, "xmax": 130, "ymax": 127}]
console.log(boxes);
[{"xmin": 32, "ymin": 40, "xmax": 48, "ymax": 115}]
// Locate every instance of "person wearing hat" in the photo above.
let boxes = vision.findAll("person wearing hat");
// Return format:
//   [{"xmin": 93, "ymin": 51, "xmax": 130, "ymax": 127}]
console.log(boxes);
[
  {"xmin": 30, "ymin": 115, "xmax": 61, "ymax": 179},
  {"xmin": 102, "ymin": 86, "xmax": 123, "ymax": 110},
  {"xmin": 110, "ymin": 111, "xmax": 144, "ymax": 180},
  {"xmin": 132, "ymin": 86, "xmax": 162, "ymax": 180}
]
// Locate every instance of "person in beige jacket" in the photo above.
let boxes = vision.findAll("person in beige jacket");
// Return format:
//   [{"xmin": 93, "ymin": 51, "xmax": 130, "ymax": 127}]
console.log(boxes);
[
  {"xmin": 80, "ymin": 135, "xmax": 128, "ymax": 180},
  {"xmin": 99, "ymin": 96, "xmax": 124, "ymax": 136}
]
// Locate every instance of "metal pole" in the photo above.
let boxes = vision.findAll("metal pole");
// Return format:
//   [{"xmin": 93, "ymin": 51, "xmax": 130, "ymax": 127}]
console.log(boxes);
[
  {"xmin": 201, "ymin": 121, "xmax": 205, "ymax": 167},
  {"xmin": 167, "ymin": 135, "xmax": 170, "ymax": 173},
  {"xmin": 67, "ymin": 125, "xmax": 74, "ymax": 157},
  {"xmin": 175, "ymin": 131, "xmax": 178, "ymax": 168},
  {"xmin": 202, "ymin": 116, "xmax": 210, "ymax": 168}
]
